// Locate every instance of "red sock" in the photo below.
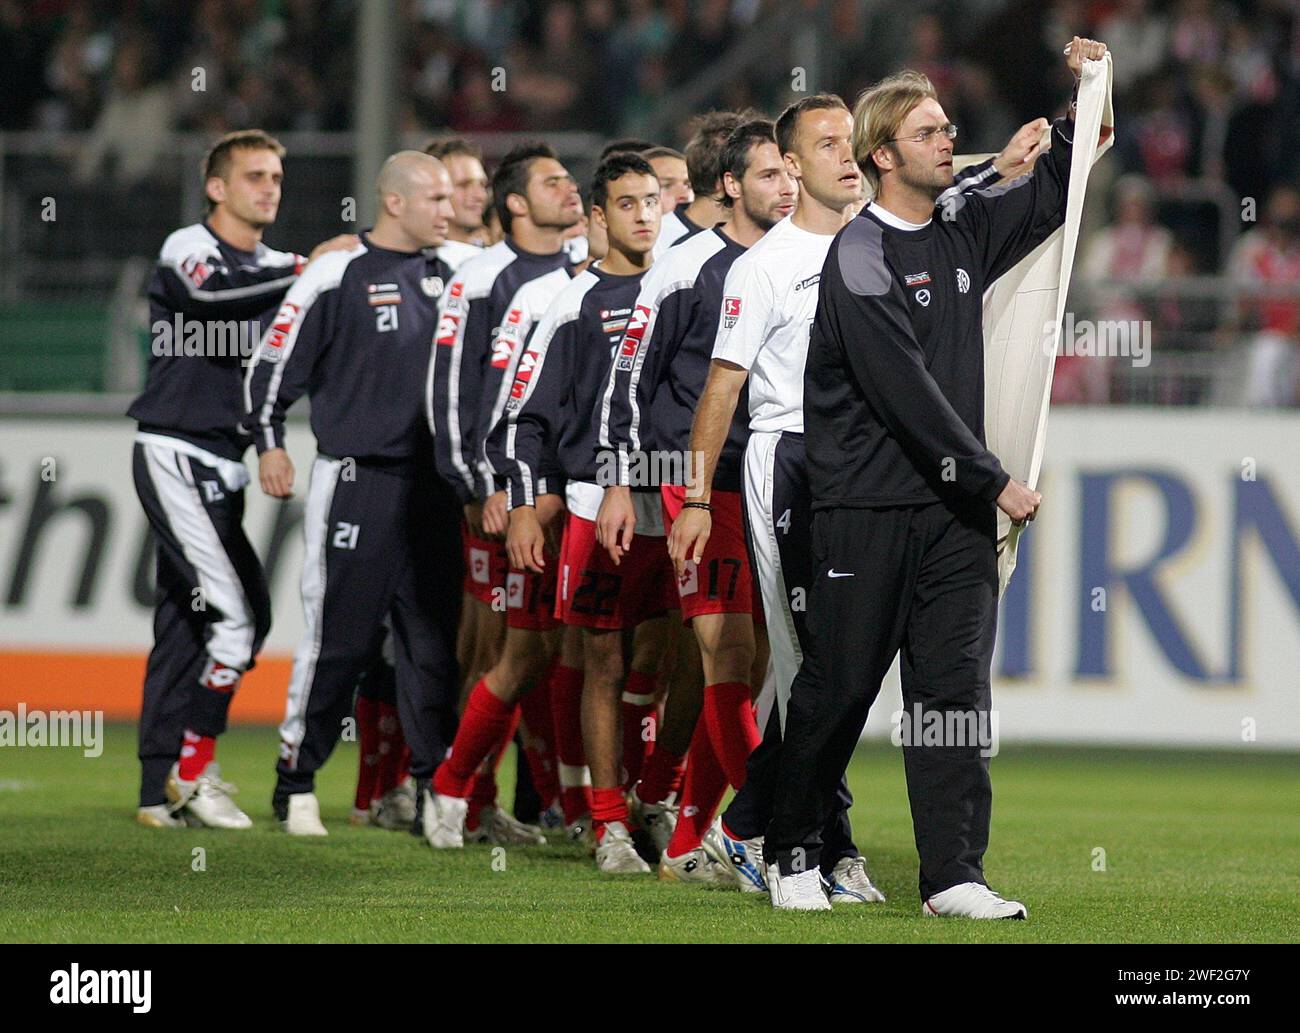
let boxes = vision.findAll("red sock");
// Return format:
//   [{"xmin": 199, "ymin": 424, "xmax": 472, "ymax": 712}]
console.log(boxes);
[
  {"xmin": 396, "ymin": 745, "xmax": 410, "ymax": 786},
  {"xmin": 620, "ymin": 670, "xmax": 657, "ymax": 790},
  {"xmin": 666, "ymin": 719, "xmax": 728, "ymax": 856},
  {"xmin": 178, "ymin": 729, "xmax": 215, "ymax": 782},
  {"xmin": 353, "ymin": 696, "xmax": 381, "ymax": 810},
  {"xmin": 636, "ymin": 741, "xmax": 685, "ymax": 805},
  {"xmin": 550, "ymin": 663, "xmax": 591, "ymax": 823},
  {"xmin": 432, "ymin": 680, "xmax": 515, "ymax": 800},
  {"xmin": 519, "ymin": 660, "xmax": 560, "ymax": 809},
  {"xmin": 702, "ymin": 681, "xmax": 760, "ymax": 790},
  {"xmin": 465, "ymin": 704, "xmax": 519, "ymax": 830},
  {"xmin": 374, "ymin": 701, "xmax": 406, "ymax": 799},
  {"xmin": 591, "ymin": 785, "xmax": 629, "ymax": 841}
]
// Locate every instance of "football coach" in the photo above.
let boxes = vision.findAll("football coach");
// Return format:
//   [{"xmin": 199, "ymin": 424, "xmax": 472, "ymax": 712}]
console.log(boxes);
[{"xmin": 764, "ymin": 37, "xmax": 1108, "ymax": 916}]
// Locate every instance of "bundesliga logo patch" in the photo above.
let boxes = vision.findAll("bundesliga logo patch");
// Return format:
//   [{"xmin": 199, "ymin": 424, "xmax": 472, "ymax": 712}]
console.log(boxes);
[
  {"xmin": 722, "ymin": 296, "xmax": 742, "ymax": 329},
  {"xmin": 904, "ymin": 271, "xmax": 931, "ymax": 287}
]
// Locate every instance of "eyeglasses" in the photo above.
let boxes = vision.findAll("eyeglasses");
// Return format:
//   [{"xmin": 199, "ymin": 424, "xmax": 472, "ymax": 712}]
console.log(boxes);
[{"xmin": 888, "ymin": 123, "xmax": 958, "ymax": 146}]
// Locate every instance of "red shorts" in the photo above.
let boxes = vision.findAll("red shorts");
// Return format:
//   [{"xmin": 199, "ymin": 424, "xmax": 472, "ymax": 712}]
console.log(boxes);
[
  {"xmin": 661, "ymin": 486, "xmax": 762, "ymax": 622},
  {"xmin": 461, "ymin": 524, "xmax": 508, "ymax": 606},
  {"xmin": 556, "ymin": 513, "xmax": 678, "ymax": 630},
  {"xmin": 506, "ymin": 564, "xmax": 561, "ymax": 631}
]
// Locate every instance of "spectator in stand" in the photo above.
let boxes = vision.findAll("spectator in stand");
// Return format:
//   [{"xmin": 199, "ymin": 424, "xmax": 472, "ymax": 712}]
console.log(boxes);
[
  {"xmin": 1061, "ymin": 176, "xmax": 1175, "ymax": 405},
  {"xmin": 1098, "ymin": 0, "xmax": 1169, "ymax": 98},
  {"xmin": 1228, "ymin": 183, "xmax": 1300, "ymax": 406},
  {"xmin": 1080, "ymin": 175, "xmax": 1175, "ymax": 285},
  {"xmin": 447, "ymin": 58, "xmax": 524, "ymax": 132},
  {"xmin": 74, "ymin": 34, "xmax": 175, "ymax": 187},
  {"xmin": 1128, "ymin": 72, "xmax": 1196, "ymax": 185}
]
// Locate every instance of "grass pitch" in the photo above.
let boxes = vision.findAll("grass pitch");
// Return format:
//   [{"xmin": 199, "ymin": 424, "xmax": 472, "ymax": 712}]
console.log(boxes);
[{"xmin": 1, "ymin": 725, "xmax": 1296, "ymax": 943}]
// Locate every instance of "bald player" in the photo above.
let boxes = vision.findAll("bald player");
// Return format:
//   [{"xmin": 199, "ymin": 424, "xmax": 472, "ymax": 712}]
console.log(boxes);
[{"xmin": 245, "ymin": 151, "xmax": 464, "ymax": 835}]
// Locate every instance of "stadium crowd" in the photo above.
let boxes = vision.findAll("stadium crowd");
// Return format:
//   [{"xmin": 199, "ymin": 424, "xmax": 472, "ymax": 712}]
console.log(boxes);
[{"xmin": 0, "ymin": 1, "xmax": 1296, "ymax": 399}]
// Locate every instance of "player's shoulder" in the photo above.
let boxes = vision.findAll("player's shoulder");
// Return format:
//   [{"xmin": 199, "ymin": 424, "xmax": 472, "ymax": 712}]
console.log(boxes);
[
  {"xmin": 159, "ymin": 223, "xmax": 222, "ymax": 265},
  {"xmin": 253, "ymin": 240, "xmax": 301, "ymax": 269},
  {"xmin": 834, "ymin": 211, "xmax": 891, "ymax": 297},
  {"xmin": 728, "ymin": 218, "xmax": 803, "ymax": 277},
  {"xmin": 552, "ymin": 267, "xmax": 600, "ymax": 314},
  {"xmin": 649, "ymin": 226, "xmax": 727, "ymax": 285},
  {"xmin": 284, "ymin": 241, "xmax": 367, "ymax": 300},
  {"xmin": 453, "ymin": 240, "xmax": 516, "ymax": 293},
  {"xmin": 437, "ymin": 238, "xmax": 486, "ymax": 272}
]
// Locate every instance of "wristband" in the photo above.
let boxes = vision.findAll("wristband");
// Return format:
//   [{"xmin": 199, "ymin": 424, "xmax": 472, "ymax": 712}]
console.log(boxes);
[{"xmin": 682, "ymin": 501, "xmax": 712, "ymax": 512}]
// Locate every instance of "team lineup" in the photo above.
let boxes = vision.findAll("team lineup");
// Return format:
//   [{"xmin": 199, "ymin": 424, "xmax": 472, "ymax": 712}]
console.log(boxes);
[{"xmin": 127, "ymin": 37, "xmax": 1108, "ymax": 917}]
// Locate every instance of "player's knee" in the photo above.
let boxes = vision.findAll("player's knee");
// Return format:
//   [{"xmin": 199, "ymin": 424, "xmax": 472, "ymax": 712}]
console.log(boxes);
[{"xmin": 704, "ymin": 639, "xmax": 754, "ymax": 684}]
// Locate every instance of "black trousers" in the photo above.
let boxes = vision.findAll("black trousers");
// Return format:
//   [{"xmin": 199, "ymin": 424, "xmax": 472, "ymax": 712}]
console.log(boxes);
[
  {"xmin": 133, "ymin": 440, "xmax": 271, "ymax": 806},
  {"xmin": 725, "ymin": 431, "xmax": 856, "ymax": 874},
  {"xmin": 274, "ymin": 455, "xmax": 461, "ymax": 802},
  {"xmin": 766, "ymin": 499, "xmax": 999, "ymax": 900}
]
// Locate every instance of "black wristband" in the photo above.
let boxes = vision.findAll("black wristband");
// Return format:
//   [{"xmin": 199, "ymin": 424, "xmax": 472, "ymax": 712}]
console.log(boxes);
[{"xmin": 682, "ymin": 500, "xmax": 712, "ymax": 512}]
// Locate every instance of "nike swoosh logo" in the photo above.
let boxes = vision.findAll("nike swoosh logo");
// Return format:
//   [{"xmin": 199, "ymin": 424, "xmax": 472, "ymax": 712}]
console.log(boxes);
[{"xmin": 827, "ymin": 570, "xmax": 854, "ymax": 578}]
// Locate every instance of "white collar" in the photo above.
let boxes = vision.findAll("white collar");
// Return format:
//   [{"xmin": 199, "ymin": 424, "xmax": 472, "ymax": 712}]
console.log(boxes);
[{"xmin": 867, "ymin": 201, "xmax": 931, "ymax": 231}]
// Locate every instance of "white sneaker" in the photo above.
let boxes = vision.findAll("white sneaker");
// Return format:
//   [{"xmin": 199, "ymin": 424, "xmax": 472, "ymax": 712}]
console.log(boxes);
[
  {"xmin": 702, "ymin": 818, "xmax": 767, "ymax": 893},
  {"xmin": 768, "ymin": 863, "xmax": 831, "ymax": 911},
  {"xmin": 281, "ymin": 792, "xmax": 328, "ymax": 836},
  {"xmin": 136, "ymin": 804, "xmax": 184, "ymax": 828},
  {"xmin": 370, "ymin": 783, "xmax": 417, "ymax": 830},
  {"xmin": 923, "ymin": 881, "xmax": 1026, "ymax": 920},
  {"xmin": 595, "ymin": 821, "xmax": 651, "ymax": 874},
  {"xmin": 423, "ymin": 790, "xmax": 467, "ymax": 848},
  {"xmin": 630, "ymin": 788, "xmax": 678, "ymax": 856},
  {"xmin": 826, "ymin": 856, "xmax": 886, "ymax": 904},
  {"xmin": 465, "ymin": 805, "xmax": 547, "ymax": 845},
  {"xmin": 166, "ymin": 764, "xmax": 253, "ymax": 830},
  {"xmin": 659, "ymin": 845, "xmax": 734, "ymax": 887}
]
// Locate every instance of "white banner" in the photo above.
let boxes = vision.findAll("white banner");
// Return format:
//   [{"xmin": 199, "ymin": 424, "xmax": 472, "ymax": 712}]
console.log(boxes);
[{"xmin": 1, "ymin": 413, "xmax": 1298, "ymax": 746}]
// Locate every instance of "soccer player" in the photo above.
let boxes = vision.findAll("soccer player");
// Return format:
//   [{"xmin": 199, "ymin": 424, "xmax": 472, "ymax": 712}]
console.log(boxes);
[
  {"xmin": 642, "ymin": 145, "xmax": 693, "ymax": 214},
  {"xmin": 129, "ymin": 129, "xmax": 354, "ymax": 829},
  {"xmin": 652, "ymin": 111, "xmax": 744, "ymax": 258},
  {"xmin": 466, "ymin": 152, "xmax": 679, "ymax": 873},
  {"xmin": 763, "ymin": 38, "xmax": 1105, "ymax": 914},
  {"xmin": 596, "ymin": 119, "xmax": 796, "ymax": 876},
  {"xmin": 668, "ymin": 95, "xmax": 1032, "ymax": 899},
  {"xmin": 347, "ymin": 135, "xmax": 492, "ymax": 832},
  {"xmin": 425, "ymin": 136, "xmax": 491, "ymax": 256},
  {"xmin": 245, "ymin": 151, "xmax": 463, "ymax": 836},
  {"xmin": 424, "ymin": 142, "xmax": 582, "ymax": 838}
]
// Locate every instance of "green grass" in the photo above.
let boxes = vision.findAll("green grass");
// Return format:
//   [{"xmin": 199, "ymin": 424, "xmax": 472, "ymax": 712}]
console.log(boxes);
[{"xmin": 1, "ymin": 726, "xmax": 1297, "ymax": 943}]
